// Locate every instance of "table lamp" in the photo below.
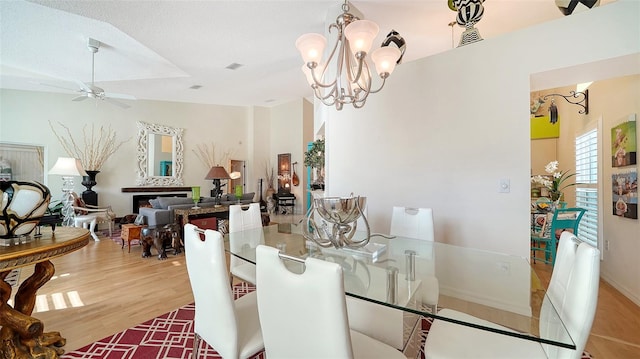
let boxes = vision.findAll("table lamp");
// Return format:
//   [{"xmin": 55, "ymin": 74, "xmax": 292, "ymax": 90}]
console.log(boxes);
[
  {"xmin": 49, "ymin": 157, "xmax": 87, "ymax": 226},
  {"xmin": 205, "ymin": 166, "xmax": 230, "ymax": 205}
]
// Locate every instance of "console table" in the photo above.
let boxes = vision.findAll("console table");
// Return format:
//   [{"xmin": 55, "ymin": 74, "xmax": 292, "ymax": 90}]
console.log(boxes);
[
  {"xmin": 174, "ymin": 206, "xmax": 230, "ymax": 229},
  {"xmin": 0, "ymin": 227, "xmax": 90, "ymax": 358}
]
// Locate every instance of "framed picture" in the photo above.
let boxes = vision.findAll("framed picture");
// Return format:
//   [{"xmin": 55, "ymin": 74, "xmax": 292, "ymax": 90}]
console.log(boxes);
[
  {"xmin": 531, "ymin": 115, "xmax": 559, "ymax": 139},
  {"xmin": 612, "ymin": 170, "xmax": 638, "ymax": 219},
  {"xmin": 611, "ymin": 115, "xmax": 637, "ymax": 167}
]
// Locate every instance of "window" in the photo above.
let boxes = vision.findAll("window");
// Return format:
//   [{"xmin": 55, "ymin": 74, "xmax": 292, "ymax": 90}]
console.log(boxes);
[{"xmin": 575, "ymin": 128, "xmax": 599, "ymax": 247}]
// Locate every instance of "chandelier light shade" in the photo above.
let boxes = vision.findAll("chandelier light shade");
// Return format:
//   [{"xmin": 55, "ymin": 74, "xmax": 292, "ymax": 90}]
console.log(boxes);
[{"xmin": 295, "ymin": 1, "xmax": 402, "ymax": 110}]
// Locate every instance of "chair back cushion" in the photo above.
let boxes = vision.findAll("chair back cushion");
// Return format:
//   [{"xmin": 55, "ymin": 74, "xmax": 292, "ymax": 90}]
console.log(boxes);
[
  {"xmin": 184, "ymin": 224, "xmax": 240, "ymax": 359},
  {"xmin": 390, "ymin": 206, "xmax": 434, "ymax": 241},
  {"xmin": 256, "ymin": 245, "xmax": 354, "ymax": 358},
  {"xmin": 229, "ymin": 203, "xmax": 262, "ymax": 232},
  {"xmin": 541, "ymin": 233, "xmax": 600, "ymax": 359}
]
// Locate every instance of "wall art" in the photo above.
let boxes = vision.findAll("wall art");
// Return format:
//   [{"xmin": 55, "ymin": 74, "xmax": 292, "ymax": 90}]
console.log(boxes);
[
  {"xmin": 612, "ymin": 169, "xmax": 637, "ymax": 219},
  {"xmin": 611, "ymin": 114, "xmax": 637, "ymax": 167}
]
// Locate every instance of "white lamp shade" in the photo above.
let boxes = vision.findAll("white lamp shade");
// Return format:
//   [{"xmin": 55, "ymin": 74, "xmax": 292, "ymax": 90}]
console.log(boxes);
[
  {"xmin": 296, "ymin": 33, "xmax": 327, "ymax": 64},
  {"xmin": 344, "ymin": 19, "xmax": 379, "ymax": 55},
  {"xmin": 229, "ymin": 171, "xmax": 242, "ymax": 180},
  {"xmin": 48, "ymin": 157, "xmax": 87, "ymax": 176},
  {"xmin": 371, "ymin": 46, "xmax": 401, "ymax": 76}
]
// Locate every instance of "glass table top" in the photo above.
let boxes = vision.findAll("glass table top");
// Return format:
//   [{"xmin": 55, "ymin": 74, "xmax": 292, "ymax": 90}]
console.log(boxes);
[{"xmin": 224, "ymin": 223, "xmax": 575, "ymax": 350}]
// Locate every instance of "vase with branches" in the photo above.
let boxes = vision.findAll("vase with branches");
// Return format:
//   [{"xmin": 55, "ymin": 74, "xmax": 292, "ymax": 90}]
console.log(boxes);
[
  {"xmin": 50, "ymin": 121, "xmax": 129, "ymax": 171},
  {"xmin": 264, "ymin": 161, "xmax": 275, "ymax": 198}
]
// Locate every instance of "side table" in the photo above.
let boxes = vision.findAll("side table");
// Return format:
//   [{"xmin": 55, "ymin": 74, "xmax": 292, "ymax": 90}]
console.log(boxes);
[
  {"xmin": 273, "ymin": 193, "xmax": 295, "ymax": 215},
  {"xmin": 121, "ymin": 224, "xmax": 143, "ymax": 253}
]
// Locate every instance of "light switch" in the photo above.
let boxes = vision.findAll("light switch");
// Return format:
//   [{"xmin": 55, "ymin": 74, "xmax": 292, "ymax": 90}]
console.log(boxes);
[{"xmin": 499, "ymin": 179, "xmax": 510, "ymax": 193}]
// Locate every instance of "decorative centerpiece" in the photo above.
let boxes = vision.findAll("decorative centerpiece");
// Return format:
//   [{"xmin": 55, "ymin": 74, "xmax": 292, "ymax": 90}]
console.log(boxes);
[
  {"xmin": 302, "ymin": 194, "xmax": 370, "ymax": 249},
  {"xmin": 0, "ymin": 181, "xmax": 51, "ymax": 241}
]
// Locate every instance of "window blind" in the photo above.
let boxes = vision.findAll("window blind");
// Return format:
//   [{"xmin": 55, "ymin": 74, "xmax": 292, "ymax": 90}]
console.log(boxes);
[{"xmin": 575, "ymin": 128, "xmax": 598, "ymax": 247}]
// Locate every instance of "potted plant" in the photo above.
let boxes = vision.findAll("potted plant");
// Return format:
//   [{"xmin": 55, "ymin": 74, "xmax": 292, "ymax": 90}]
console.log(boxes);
[{"xmin": 304, "ymin": 138, "xmax": 325, "ymax": 190}]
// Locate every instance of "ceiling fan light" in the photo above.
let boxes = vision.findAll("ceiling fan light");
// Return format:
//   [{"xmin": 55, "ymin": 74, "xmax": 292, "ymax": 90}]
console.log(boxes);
[
  {"xmin": 296, "ymin": 33, "xmax": 327, "ymax": 65},
  {"xmin": 371, "ymin": 46, "xmax": 401, "ymax": 76},
  {"xmin": 344, "ymin": 19, "xmax": 379, "ymax": 55}
]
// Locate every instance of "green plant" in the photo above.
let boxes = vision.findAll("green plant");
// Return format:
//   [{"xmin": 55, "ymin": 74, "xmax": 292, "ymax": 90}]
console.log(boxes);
[
  {"xmin": 304, "ymin": 138, "xmax": 325, "ymax": 169},
  {"xmin": 46, "ymin": 200, "xmax": 63, "ymax": 216},
  {"xmin": 531, "ymin": 161, "xmax": 577, "ymax": 201}
]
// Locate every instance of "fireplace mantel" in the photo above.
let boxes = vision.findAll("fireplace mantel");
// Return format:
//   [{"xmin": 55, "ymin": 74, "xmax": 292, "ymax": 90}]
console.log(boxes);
[{"xmin": 121, "ymin": 187, "xmax": 192, "ymax": 193}]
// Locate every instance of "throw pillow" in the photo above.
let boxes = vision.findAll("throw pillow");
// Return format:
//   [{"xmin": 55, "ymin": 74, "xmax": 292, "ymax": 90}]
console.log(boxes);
[
  {"xmin": 149, "ymin": 198, "xmax": 162, "ymax": 209},
  {"xmin": 72, "ymin": 194, "xmax": 88, "ymax": 215},
  {"xmin": 157, "ymin": 196, "xmax": 192, "ymax": 209}
]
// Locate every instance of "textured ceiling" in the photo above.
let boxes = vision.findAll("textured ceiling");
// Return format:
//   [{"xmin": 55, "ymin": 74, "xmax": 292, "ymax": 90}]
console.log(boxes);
[{"xmin": 0, "ymin": 0, "xmax": 616, "ymax": 108}]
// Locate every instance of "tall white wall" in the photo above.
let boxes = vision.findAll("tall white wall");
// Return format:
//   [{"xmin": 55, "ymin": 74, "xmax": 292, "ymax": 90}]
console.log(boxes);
[
  {"xmin": 0, "ymin": 89, "xmax": 252, "ymax": 215},
  {"xmin": 324, "ymin": 1, "xmax": 639, "ymax": 303},
  {"xmin": 325, "ymin": 2, "xmax": 639, "ymax": 252}
]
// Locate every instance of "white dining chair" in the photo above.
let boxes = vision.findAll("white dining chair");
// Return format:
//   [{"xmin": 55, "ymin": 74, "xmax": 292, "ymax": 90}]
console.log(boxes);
[
  {"xmin": 183, "ymin": 223, "xmax": 263, "ymax": 359},
  {"xmin": 255, "ymin": 245, "xmax": 407, "ymax": 359},
  {"xmin": 424, "ymin": 232, "xmax": 600, "ymax": 359},
  {"xmin": 390, "ymin": 206, "xmax": 439, "ymax": 313},
  {"xmin": 228, "ymin": 203, "xmax": 262, "ymax": 285}
]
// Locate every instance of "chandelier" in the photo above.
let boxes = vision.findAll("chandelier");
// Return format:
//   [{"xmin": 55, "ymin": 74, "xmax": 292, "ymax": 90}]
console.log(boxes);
[{"xmin": 295, "ymin": 1, "xmax": 402, "ymax": 110}]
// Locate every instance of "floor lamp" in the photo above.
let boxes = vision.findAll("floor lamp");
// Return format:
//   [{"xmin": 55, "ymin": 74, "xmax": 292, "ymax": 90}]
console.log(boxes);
[{"xmin": 49, "ymin": 157, "xmax": 87, "ymax": 226}]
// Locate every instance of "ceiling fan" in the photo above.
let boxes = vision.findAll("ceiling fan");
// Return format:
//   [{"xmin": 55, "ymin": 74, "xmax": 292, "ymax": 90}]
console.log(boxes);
[{"xmin": 42, "ymin": 38, "xmax": 136, "ymax": 109}]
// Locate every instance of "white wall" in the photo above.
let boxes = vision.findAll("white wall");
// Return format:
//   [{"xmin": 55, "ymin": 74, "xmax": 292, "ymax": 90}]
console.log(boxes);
[
  {"xmin": 0, "ymin": 89, "xmax": 253, "ymax": 216},
  {"xmin": 591, "ymin": 75, "xmax": 640, "ymax": 305},
  {"xmin": 269, "ymin": 99, "xmax": 305, "ymax": 214},
  {"xmin": 325, "ymin": 2, "xmax": 639, "ymax": 254}
]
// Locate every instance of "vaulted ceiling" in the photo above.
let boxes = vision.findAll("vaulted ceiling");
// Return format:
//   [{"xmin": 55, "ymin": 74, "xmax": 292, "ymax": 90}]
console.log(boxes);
[{"xmin": 0, "ymin": 0, "xmax": 615, "ymax": 108}]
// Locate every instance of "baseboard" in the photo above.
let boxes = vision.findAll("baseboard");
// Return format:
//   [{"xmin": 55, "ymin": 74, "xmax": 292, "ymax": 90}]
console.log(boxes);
[{"xmin": 600, "ymin": 272, "xmax": 640, "ymax": 307}]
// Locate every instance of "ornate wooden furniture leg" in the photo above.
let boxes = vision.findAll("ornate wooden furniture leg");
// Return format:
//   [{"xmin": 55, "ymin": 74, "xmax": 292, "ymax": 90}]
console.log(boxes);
[{"xmin": 0, "ymin": 261, "xmax": 66, "ymax": 358}]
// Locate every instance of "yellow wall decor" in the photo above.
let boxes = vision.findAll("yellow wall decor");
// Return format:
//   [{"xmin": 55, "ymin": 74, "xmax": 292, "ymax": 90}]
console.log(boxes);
[{"xmin": 531, "ymin": 115, "xmax": 559, "ymax": 139}]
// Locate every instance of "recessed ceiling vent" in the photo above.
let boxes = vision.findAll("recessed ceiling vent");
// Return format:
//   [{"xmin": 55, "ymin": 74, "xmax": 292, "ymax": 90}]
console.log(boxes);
[
  {"xmin": 189, "ymin": 85, "xmax": 202, "ymax": 89},
  {"xmin": 225, "ymin": 63, "xmax": 243, "ymax": 70}
]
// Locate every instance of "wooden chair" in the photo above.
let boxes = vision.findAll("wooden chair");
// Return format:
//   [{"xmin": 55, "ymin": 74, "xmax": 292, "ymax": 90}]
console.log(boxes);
[
  {"xmin": 184, "ymin": 224, "xmax": 263, "ymax": 359},
  {"xmin": 424, "ymin": 232, "xmax": 600, "ymax": 359},
  {"xmin": 531, "ymin": 207, "xmax": 586, "ymax": 265}
]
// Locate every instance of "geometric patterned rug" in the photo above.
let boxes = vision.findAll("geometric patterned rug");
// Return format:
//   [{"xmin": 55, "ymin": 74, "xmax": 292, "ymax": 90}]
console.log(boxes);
[
  {"xmin": 60, "ymin": 282, "xmax": 593, "ymax": 359},
  {"xmin": 61, "ymin": 283, "xmax": 264, "ymax": 359}
]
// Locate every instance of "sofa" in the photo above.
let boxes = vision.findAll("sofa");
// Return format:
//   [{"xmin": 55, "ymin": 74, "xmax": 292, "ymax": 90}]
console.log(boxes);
[{"xmin": 139, "ymin": 194, "xmax": 255, "ymax": 227}]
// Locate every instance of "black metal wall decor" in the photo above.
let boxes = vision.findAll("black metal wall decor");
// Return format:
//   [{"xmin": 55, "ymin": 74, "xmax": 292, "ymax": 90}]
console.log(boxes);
[{"xmin": 543, "ymin": 89, "xmax": 589, "ymax": 124}]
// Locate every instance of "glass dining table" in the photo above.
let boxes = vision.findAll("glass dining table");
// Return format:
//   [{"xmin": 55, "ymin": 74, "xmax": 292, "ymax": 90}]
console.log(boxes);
[{"xmin": 224, "ymin": 223, "xmax": 575, "ymax": 351}]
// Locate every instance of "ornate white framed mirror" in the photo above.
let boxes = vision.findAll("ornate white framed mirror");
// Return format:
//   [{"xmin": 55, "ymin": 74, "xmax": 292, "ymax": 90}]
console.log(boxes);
[{"xmin": 136, "ymin": 121, "xmax": 184, "ymax": 186}]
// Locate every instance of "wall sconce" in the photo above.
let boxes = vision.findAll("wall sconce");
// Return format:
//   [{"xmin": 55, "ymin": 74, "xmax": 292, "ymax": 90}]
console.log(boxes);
[{"xmin": 543, "ymin": 89, "xmax": 589, "ymax": 124}]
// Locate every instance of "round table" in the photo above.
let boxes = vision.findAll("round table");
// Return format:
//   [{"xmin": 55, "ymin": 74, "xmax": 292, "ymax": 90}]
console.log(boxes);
[{"xmin": 0, "ymin": 227, "xmax": 90, "ymax": 359}]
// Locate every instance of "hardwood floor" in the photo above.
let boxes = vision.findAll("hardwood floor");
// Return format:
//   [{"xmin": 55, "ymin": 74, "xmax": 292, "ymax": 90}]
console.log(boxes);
[{"xmin": 8, "ymin": 214, "xmax": 640, "ymax": 357}]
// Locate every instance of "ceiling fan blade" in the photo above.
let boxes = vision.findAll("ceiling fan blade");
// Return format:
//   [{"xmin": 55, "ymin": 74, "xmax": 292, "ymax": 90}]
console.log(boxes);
[
  {"xmin": 72, "ymin": 95, "xmax": 88, "ymax": 102},
  {"xmin": 38, "ymin": 82, "xmax": 78, "ymax": 92},
  {"xmin": 104, "ymin": 92, "xmax": 136, "ymax": 100},
  {"xmin": 75, "ymin": 80, "xmax": 92, "ymax": 92},
  {"xmin": 104, "ymin": 97, "xmax": 131, "ymax": 109}
]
